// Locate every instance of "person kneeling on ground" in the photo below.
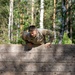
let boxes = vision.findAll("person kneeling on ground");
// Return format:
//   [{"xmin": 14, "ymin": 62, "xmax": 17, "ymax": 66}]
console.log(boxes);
[{"xmin": 21, "ymin": 25, "xmax": 54, "ymax": 50}]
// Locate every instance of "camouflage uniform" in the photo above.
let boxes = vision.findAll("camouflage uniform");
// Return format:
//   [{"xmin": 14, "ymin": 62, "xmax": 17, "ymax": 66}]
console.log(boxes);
[{"xmin": 22, "ymin": 29, "xmax": 54, "ymax": 50}]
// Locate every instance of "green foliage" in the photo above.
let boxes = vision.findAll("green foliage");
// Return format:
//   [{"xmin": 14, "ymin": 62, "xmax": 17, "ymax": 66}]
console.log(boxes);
[
  {"xmin": 44, "ymin": 0, "xmax": 54, "ymax": 29},
  {"xmin": 17, "ymin": 37, "xmax": 26, "ymax": 44},
  {"xmin": 62, "ymin": 33, "xmax": 72, "ymax": 44},
  {"xmin": 52, "ymin": 33, "xmax": 72, "ymax": 44},
  {"xmin": 0, "ymin": 0, "xmax": 75, "ymax": 44},
  {"xmin": 0, "ymin": 0, "xmax": 9, "ymax": 44},
  {"xmin": 23, "ymin": 22, "xmax": 29, "ymax": 31},
  {"xmin": 52, "ymin": 38, "xmax": 59, "ymax": 44}
]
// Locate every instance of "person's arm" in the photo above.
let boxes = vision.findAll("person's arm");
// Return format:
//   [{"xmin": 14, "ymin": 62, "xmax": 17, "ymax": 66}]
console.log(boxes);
[
  {"xmin": 21, "ymin": 31, "xmax": 26, "ymax": 40},
  {"xmin": 22, "ymin": 32, "xmax": 33, "ymax": 44},
  {"xmin": 21, "ymin": 31, "xmax": 30, "ymax": 44},
  {"xmin": 41, "ymin": 29, "xmax": 54, "ymax": 43},
  {"xmin": 42, "ymin": 29, "xmax": 54, "ymax": 36}
]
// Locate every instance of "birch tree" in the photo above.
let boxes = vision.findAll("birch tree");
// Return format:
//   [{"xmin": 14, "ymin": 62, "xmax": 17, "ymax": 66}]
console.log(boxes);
[
  {"xmin": 31, "ymin": 0, "xmax": 35, "ymax": 25},
  {"xmin": 8, "ymin": 0, "xmax": 13, "ymax": 43},
  {"xmin": 40, "ymin": 0, "xmax": 44, "ymax": 28}
]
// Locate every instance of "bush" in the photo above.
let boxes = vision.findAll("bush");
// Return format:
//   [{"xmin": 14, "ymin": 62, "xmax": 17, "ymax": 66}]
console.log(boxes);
[{"xmin": 62, "ymin": 33, "xmax": 72, "ymax": 44}]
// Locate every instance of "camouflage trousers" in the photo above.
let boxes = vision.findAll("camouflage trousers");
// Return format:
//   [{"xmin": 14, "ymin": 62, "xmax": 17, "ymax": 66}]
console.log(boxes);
[{"xmin": 24, "ymin": 43, "xmax": 41, "ymax": 51}]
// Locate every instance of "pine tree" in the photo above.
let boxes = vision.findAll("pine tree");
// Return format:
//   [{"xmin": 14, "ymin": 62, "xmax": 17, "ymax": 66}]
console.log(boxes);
[{"xmin": 53, "ymin": 0, "xmax": 56, "ymax": 40}]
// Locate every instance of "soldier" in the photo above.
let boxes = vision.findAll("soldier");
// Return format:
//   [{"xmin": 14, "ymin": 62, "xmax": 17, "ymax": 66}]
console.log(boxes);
[{"xmin": 21, "ymin": 25, "xmax": 54, "ymax": 50}]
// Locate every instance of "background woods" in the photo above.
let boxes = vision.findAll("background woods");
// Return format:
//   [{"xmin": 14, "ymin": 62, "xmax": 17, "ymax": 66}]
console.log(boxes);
[{"xmin": 0, "ymin": 0, "xmax": 75, "ymax": 44}]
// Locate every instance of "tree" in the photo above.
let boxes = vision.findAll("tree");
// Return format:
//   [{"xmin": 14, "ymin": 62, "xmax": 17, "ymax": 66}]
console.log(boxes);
[
  {"xmin": 31, "ymin": 0, "xmax": 35, "ymax": 25},
  {"xmin": 53, "ymin": 0, "xmax": 56, "ymax": 40},
  {"xmin": 0, "ymin": 0, "xmax": 9, "ymax": 43},
  {"xmin": 0, "ymin": 0, "xmax": 75, "ymax": 44},
  {"xmin": 69, "ymin": 0, "xmax": 72, "ymax": 41},
  {"xmin": 8, "ymin": 0, "xmax": 14, "ymax": 43},
  {"xmin": 59, "ymin": 0, "xmax": 66, "ymax": 44},
  {"xmin": 39, "ymin": 0, "xmax": 44, "ymax": 28}
]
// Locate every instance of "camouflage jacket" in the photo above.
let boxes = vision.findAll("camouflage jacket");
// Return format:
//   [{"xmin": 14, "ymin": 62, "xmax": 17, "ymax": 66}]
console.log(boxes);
[{"xmin": 22, "ymin": 29, "xmax": 54, "ymax": 45}]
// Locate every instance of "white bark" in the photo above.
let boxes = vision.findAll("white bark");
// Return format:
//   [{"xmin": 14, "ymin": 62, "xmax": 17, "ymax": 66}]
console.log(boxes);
[
  {"xmin": 40, "ymin": 0, "xmax": 44, "ymax": 29},
  {"xmin": 31, "ymin": 0, "xmax": 34, "ymax": 25},
  {"xmin": 8, "ymin": 0, "xmax": 13, "ymax": 43}
]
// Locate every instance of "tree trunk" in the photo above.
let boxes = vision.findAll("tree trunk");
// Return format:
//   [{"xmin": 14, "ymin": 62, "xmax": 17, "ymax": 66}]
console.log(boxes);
[
  {"xmin": 40, "ymin": 0, "xmax": 44, "ymax": 29},
  {"xmin": 69, "ymin": 0, "xmax": 72, "ymax": 41},
  {"xmin": 65, "ymin": 0, "xmax": 69, "ymax": 32},
  {"xmin": 31, "ymin": 0, "xmax": 35, "ymax": 25},
  {"xmin": 19, "ymin": 0, "xmax": 24, "ymax": 31},
  {"xmin": 53, "ymin": 0, "xmax": 56, "ymax": 40},
  {"xmin": 8, "ymin": 0, "xmax": 14, "ymax": 43},
  {"xmin": 59, "ymin": 0, "xmax": 66, "ymax": 44}
]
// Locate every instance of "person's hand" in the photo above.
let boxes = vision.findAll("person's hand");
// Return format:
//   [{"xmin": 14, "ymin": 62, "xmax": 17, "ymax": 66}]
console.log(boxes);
[{"xmin": 45, "ymin": 43, "xmax": 51, "ymax": 47}]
